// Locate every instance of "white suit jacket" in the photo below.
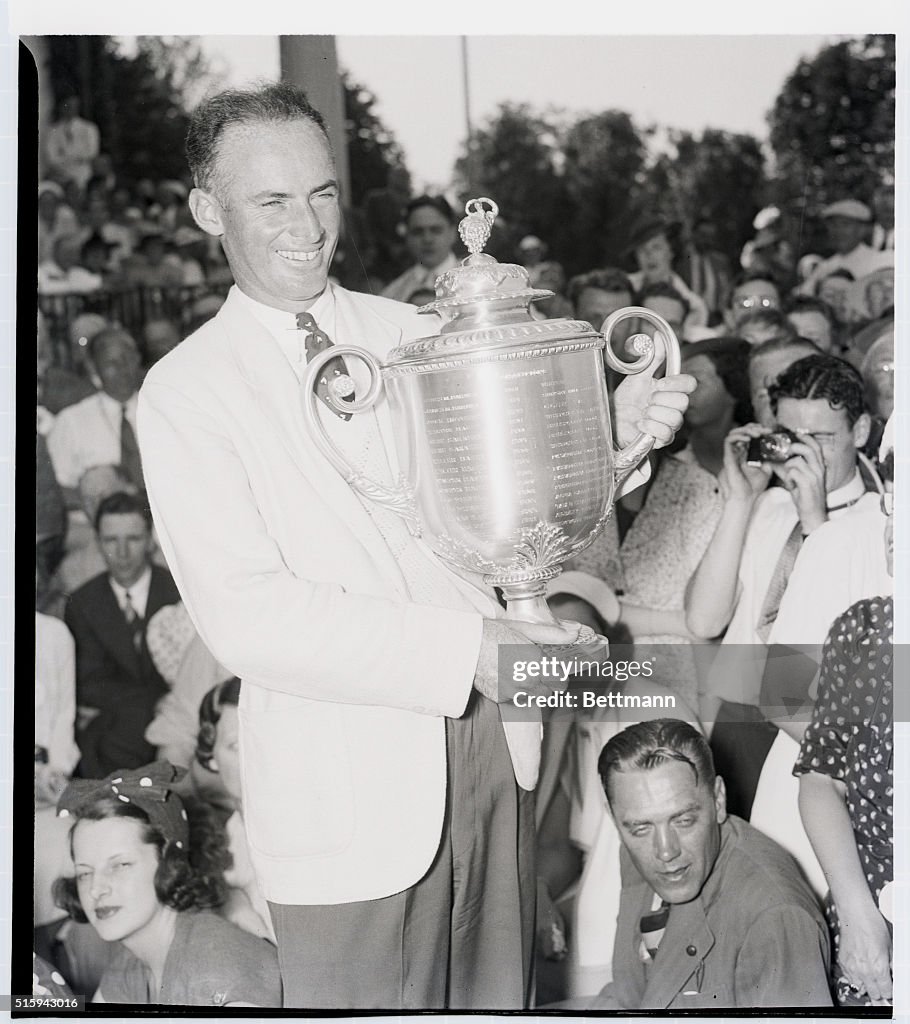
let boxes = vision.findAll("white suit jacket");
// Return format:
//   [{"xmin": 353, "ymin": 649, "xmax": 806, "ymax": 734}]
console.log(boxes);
[{"xmin": 138, "ymin": 285, "xmax": 521, "ymax": 905}]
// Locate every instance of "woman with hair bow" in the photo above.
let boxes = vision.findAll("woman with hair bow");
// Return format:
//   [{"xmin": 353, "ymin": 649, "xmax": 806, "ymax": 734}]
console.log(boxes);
[{"xmin": 52, "ymin": 761, "xmax": 281, "ymax": 1007}]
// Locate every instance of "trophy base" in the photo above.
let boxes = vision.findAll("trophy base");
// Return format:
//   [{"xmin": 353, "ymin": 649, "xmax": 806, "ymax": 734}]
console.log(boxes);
[{"xmin": 500, "ymin": 590, "xmax": 608, "ymax": 655}]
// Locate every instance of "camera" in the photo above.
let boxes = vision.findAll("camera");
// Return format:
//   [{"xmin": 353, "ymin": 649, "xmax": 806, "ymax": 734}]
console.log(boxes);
[{"xmin": 746, "ymin": 429, "xmax": 800, "ymax": 466}]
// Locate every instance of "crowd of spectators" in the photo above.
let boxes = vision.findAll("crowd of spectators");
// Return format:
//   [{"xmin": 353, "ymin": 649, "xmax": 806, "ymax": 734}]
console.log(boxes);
[{"xmin": 33, "ymin": 89, "xmax": 894, "ymax": 1010}]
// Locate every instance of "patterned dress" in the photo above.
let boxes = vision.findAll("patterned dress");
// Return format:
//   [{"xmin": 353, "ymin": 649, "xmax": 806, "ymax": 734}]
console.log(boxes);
[{"xmin": 793, "ymin": 595, "xmax": 893, "ymax": 1002}]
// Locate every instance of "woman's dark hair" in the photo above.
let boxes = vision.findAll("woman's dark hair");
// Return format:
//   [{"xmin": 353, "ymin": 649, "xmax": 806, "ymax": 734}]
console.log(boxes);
[
  {"xmin": 683, "ymin": 336, "xmax": 754, "ymax": 424},
  {"xmin": 196, "ymin": 677, "xmax": 242, "ymax": 771},
  {"xmin": 52, "ymin": 796, "xmax": 229, "ymax": 924}
]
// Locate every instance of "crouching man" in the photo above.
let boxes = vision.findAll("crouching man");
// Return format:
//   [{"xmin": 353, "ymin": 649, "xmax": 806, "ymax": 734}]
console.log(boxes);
[{"xmin": 591, "ymin": 719, "xmax": 831, "ymax": 1009}]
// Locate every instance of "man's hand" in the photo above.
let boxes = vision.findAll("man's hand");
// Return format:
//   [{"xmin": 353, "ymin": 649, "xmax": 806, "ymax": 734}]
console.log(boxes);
[
  {"xmin": 836, "ymin": 897, "xmax": 893, "ymax": 1004},
  {"xmin": 613, "ymin": 335, "xmax": 696, "ymax": 449},
  {"xmin": 719, "ymin": 424, "xmax": 773, "ymax": 503},
  {"xmin": 474, "ymin": 618, "xmax": 580, "ymax": 704},
  {"xmin": 776, "ymin": 436, "xmax": 828, "ymax": 534}
]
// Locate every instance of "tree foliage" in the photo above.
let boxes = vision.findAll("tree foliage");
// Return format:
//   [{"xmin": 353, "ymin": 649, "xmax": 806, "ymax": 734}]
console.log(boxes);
[
  {"xmin": 44, "ymin": 36, "xmax": 225, "ymax": 184},
  {"xmin": 653, "ymin": 128, "xmax": 767, "ymax": 262},
  {"xmin": 452, "ymin": 104, "xmax": 768, "ymax": 275},
  {"xmin": 342, "ymin": 71, "xmax": 412, "ymax": 210},
  {"xmin": 768, "ymin": 34, "xmax": 895, "ymax": 218}
]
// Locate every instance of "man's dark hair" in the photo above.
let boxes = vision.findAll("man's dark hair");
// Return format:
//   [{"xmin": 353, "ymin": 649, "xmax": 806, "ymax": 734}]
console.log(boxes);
[
  {"xmin": 598, "ymin": 720, "xmax": 715, "ymax": 805},
  {"xmin": 634, "ymin": 279, "xmax": 690, "ymax": 318},
  {"xmin": 748, "ymin": 335, "xmax": 821, "ymax": 365},
  {"xmin": 731, "ymin": 269, "xmax": 782, "ymax": 294},
  {"xmin": 94, "ymin": 490, "xmax": 153, "ymax": 533},
  {"xmin": 769, "ymin": 353, "xmax": 867, "ymax": 426},
  {"xmin": 186, "ymin": 82, "xmax": 329, "ymax": 194},
  {"xmin": 683, "ymin": 336, "xmax": 754, "ymax": 424},
  {"xmin": 567, "ymin": 268, "xmax": 633, "ymax": 308},
  {"xmin": 405, "ymin": 194, "xmax": 457, "ymax": 226},
  {"xmin": 87, "ymin": 326, "xmax": 138, "ymax": 364}
]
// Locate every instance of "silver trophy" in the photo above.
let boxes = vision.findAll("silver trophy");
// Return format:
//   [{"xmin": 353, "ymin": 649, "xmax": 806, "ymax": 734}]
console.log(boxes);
[{"xmin": 302, "ymin": 198, "xmax": 680, "ymax": 636}]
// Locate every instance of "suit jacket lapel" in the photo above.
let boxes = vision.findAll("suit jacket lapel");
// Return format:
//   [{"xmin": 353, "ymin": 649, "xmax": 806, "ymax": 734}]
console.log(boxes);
[
  {"xmin": 95, "ymin": 578, "xmax": 142, "ymax": 679},
  {"xmin": 642, "ymin": 897, "xmax": 716, "ymax": 1008},
  {"xmin": 219, "ymin": 288, "xmax": 409, "ymax": 598}
]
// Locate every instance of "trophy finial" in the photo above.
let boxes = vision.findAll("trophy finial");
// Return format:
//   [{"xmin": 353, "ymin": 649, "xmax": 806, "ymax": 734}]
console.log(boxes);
[{"xmin": 459, "ymin": 197, "xmax": 499, "ymax": 258}]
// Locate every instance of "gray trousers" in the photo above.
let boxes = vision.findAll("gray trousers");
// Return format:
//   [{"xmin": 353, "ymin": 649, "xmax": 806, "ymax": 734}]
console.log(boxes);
[{"xmin": 268, "ymin": 691, "xmax": 536, "ymax": 1009}]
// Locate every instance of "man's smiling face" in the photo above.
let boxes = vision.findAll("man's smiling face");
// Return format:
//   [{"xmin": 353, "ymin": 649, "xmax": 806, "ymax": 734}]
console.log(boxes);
[{"xmin": 197, "ymin": 118, "xmax": 341, "ymax": 312}]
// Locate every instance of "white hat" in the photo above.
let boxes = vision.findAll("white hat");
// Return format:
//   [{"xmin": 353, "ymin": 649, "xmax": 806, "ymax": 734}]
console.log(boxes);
[
  {"xmin": 518, "ymin": 235, "xmax": 544, "ymax": 250},
  {"xmin": 821, "ymin": 199, "xmax": 872, "ymax": 222}
]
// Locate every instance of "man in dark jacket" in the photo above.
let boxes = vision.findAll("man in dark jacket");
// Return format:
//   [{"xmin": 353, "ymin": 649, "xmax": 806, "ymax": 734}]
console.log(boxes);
[{"xmin": 64, "ymin": 491, "xmax": 179, "ymax": 777}]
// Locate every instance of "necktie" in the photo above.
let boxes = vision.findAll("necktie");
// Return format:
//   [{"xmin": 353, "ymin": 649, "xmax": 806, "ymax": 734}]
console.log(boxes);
[
  {"xmin": 639, "ymin": 898, "xmax": 671, "ymax": 962},
  {"xmin": 120, "ymin": 405, "xmax": 145, "ymax": 491},
  {"xmin": 123, "ymin": 591, "xmax": 143, "ymax": 650},
  {"xmin": 756, "ymin": 522, "xmax": 803, "ymax": 642},
  {"xmin": 296, "ymin": 311, "xmax": 355, "ymax": 422}
]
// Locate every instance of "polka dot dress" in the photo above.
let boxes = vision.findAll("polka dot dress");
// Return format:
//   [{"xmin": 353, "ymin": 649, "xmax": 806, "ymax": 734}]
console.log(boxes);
[{"xmin": 794, "ymin": 595, "xmax": 893, "ymax": 995}]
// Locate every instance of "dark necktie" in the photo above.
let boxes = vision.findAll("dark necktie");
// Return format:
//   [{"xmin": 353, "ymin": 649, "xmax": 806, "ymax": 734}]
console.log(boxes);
[
  {"xmin": 639, "ymin": 899, "xmax": 670, "ymax": 962},
  {"xmin": 296, "ymin": 311, "xmax": 355, "ymax": 422},
  {"xmin": 120, "ymin": 405, "xmax": 145, "ymax": 490},
  {"xmin": 122, "ymin": 591, "xmax": 144, "ymax": 651}
]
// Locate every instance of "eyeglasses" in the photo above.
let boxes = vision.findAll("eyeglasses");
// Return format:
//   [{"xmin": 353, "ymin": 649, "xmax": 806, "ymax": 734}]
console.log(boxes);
[
  {"xmin": 880, "ymin": 492, "xmax": 894, "ymax": 517},
  {"xmin": 736, "ymin": 295, "xmax": 778, "ymax": 310}
]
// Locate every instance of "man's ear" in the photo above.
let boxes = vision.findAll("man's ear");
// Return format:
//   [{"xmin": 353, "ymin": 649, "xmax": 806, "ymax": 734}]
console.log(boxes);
[
  {"xmin": 852, "ymin": 412, "xmax": 872, "ymax": 450},
  {"xmin": 189, "ymin": 187, "xmax": 226, "ymax": 238},
  {"xmin": 713, "ymin": 775, "xmax": 727, "ymax": 824}
]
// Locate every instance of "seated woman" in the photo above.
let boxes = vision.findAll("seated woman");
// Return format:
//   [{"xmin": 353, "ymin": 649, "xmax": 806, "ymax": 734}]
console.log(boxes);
[
  {"xmin": 52, "ymin": 760, "xmax": 281, "ymax": 1007},
  {"xmin": 195, "ymin": 678, "xmax": 276, "ymax": 943}
]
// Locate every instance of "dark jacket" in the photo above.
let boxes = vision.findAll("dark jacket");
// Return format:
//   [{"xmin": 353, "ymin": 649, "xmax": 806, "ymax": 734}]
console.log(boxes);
[{"xmin": 64, "ymin": 565, "xmax": 180, "ymax": 777}]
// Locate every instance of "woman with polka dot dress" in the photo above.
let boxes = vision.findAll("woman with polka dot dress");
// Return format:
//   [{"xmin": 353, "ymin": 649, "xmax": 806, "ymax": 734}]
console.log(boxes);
[
  {"xmin": 794, "ymin": 430, "xmax": 894, "ymax": 1006},
  {"xmin": 51, "ymin": 761, "xmax": 281, "ymax": 1007}
]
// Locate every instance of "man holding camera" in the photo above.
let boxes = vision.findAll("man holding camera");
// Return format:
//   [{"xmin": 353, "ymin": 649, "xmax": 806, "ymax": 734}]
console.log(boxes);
[{"xmin": 684, "ymin": 354, "xmax": 872, "ymax": 818}]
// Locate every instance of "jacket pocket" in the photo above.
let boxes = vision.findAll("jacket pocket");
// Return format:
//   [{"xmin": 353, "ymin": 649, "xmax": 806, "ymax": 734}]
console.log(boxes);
[{"xmin": 239, "ymin": 701, "xmax": 355, "ymax": 859}]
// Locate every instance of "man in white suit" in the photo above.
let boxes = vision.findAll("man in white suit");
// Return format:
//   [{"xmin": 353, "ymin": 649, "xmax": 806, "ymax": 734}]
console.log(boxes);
[{"xmin": 137, "ymin": 83, "xmax": 693, "ymax": 1010}]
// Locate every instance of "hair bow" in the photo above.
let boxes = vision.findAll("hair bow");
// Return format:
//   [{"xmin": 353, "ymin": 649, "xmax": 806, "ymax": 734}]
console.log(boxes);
[{"xmin": 57, "ymin": 760, "xmax": 190, "ymax": 849}]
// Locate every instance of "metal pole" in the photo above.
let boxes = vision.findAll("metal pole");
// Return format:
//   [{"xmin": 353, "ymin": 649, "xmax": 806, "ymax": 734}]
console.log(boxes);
[{"xmin": 461, "ymin": 36, "xmax": 474, "ymax": 192}]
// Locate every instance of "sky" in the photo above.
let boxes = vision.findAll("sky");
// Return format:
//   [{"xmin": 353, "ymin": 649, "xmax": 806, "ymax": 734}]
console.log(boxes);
[{"xmin": 197, "ymin": 34, "xmax": 838, "ymax": 191}]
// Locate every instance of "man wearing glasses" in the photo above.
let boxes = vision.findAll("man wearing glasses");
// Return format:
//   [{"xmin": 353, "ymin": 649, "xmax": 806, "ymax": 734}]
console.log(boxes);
[{"xmin": 724, "ymin": 271, "xmax": 782, "ymax": 331}]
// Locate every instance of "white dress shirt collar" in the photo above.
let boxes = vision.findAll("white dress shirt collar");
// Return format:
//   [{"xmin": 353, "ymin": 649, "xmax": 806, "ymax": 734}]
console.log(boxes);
[
  {"xmin": 231, "ymin": 285, "xmax": 336, "ymax": 381},
  {"xmin": 826, "ymin": 468, "xmax": 865, "ymax": 511},
  {"xmin": 109, "ymin": 565, "xmax": 153, "ymax": 620}
]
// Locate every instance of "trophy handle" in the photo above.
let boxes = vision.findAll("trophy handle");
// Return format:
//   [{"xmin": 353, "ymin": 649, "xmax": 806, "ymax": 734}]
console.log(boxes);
[
  {"xmin": 600, "ymin": 306, "xmax": 682, "ymax": 487},
  {"xmin": 300, "ymin": 346, "xmax": 422, "ymax": 535}
]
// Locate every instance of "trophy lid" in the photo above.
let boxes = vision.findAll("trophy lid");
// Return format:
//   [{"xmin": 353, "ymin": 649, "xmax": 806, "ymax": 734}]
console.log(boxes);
[
  {"xmin": 415, "ymin": 198, "xmax": 552, "ymax": 325},
  {"xmin": 387, "ymin": 198, "xmax": 602, "ymax": 366}
]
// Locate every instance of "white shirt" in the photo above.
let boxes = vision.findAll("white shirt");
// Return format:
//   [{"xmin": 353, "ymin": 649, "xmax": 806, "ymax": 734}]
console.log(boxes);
[
  {"xmin": 800, "ymin": 242, "xmax": 893, "ymax": 294},
  {"xmin": 109, "ymin": 565, "xmax": 153, "ymax": 620},
  {"xmin": 46, "ymin": 391, "xmax": 139, "ymax": 489},
  {"xmin": 708, "ymin": 470, "xmax": 867, "ymax": 705},
  {"xmin": 35, "ymin": 612, "xmax": 80, "ymax": 774},
  {"xmin": 37, "ymin": 260, "xmax": 103, "ymax": 296},
  {"xmin": 381, "ymin": 252, "xmax": 458, "ymax": 303},
  {"xmin": 770, "ymin": 491, "xmax": 892, "ymax": 647}
]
